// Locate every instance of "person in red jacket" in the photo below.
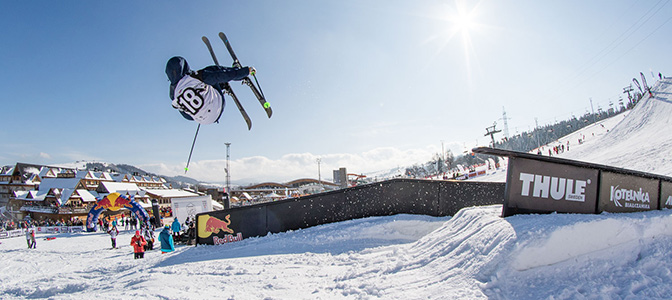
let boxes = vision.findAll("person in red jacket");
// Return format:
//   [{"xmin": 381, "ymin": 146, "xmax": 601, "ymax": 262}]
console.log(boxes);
[{"xmin": 130, "ymin": 230, "xmax": 147, "ymax": 259}]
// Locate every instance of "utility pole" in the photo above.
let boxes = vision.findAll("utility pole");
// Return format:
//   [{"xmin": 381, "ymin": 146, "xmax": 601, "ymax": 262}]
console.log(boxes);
[
  {"xmin": 590, "ymin": 98, "xmax": 597, "ymax": 124},
  {"xmin": 534, "ymin": 117, "xmax": 541, "ymax": 149},
  {"xmin": 316, "ymin": 158, "xmax": 322, "ymax": 186},
  {"xmin": 440, "ymin": 140, "xmax": 445, "ymax": 173},
  {"xmin": 225, "ymin": 143, "xmax": 231, "ymax": 200}
]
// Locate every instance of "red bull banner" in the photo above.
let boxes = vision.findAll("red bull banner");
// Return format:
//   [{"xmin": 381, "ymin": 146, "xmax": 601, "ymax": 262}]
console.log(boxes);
[
  {"xmin": 86, "ymin": 193, "xmax": 149, "ymax": 232},
  {"xmin": 197, "ymin": 214, "xmax": 243, "ymax": 245}
]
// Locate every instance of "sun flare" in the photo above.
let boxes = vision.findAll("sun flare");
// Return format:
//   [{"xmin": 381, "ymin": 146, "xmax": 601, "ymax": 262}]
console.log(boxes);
[{"xmin": 453, "ymin": 10, "xmax": 475, "ymax": 33}]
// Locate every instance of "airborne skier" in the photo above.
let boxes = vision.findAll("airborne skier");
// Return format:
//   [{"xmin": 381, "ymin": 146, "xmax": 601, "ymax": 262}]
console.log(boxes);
[
  {"xmin": 165, "ymin": 56, "xmax": 255, "ymax": 125},
  {"xmin": 169, "ymin": 32, "xmax": 272, "ymax": 173}
]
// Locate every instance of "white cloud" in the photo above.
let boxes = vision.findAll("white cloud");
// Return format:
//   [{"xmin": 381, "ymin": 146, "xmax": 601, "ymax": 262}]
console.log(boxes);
[{"xmin": 140, "ymin": 145, "xmax": 451, "ymax": 185}]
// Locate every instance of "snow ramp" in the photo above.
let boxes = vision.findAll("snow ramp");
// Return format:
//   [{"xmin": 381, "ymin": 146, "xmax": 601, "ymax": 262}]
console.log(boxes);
[
  {"xmin": 563, "ymin": 77, "xmax": 672, "ymax": 176},
  {"xmin": 329, "ymin": 205, "xmax": 672, "ymax": 299}
]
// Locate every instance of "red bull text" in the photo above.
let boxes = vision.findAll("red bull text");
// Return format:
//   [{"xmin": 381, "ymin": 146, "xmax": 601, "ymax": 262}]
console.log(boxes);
[{"xmin": 213, "ymin": 233, "xmax": 243, "ymax": 245}]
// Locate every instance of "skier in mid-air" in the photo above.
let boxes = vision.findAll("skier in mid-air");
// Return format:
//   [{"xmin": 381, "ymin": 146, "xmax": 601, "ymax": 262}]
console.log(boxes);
[{"xmin": 165, "ymin": 56, "xmax": 255, "ymax": 124}]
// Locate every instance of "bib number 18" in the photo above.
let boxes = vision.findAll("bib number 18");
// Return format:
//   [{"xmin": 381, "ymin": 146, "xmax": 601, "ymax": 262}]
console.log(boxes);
[{"xmin": 177, "ymin": 87, "xmax": 204, "ymax": 115}]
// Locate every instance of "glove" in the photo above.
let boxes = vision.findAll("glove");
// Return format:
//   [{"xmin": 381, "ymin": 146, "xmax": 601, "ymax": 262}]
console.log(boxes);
[{"xmin": 249, "ymin": 67, "xmax": 256, "ymax": 76}]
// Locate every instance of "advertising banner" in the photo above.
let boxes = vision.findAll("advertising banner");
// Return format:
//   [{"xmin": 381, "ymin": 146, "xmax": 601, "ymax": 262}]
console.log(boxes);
[
  {"xmin": 504, "ymin": 157, "xmax": 599, "ymax": 216},
  {"xmin": 172, "ymin": 196, "xmax": 213, "ymax": 223},
  {"xmin": 0, "ymin": 229, "xmax": 24, "ymax": 239},
  {"xmin": 598, "ymin": 172, "xmax": 659, "ymax": 213},
  {"xmin": 661, "ymin": 180, "xmax": 672, "ymax": 209},
  {"xmin": 0, "ymin": 226, "xmax": 85, "ymax": 239}
]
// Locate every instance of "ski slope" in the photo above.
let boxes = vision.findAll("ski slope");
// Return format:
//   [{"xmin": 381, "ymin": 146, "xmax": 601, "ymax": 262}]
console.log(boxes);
[{"xmin": 2, "ymin": 78, "xmax": 672, "ymax": 299}]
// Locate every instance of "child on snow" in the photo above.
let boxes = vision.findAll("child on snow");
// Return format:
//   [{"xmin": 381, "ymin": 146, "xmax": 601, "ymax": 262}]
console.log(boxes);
[
  {"xmin": 107, "ymin": 225, "xmax": 119, "ymax": 249},
  {"xmin": 25, "ymin": 228, "xmax": 36, "ymax": 249},
  {"xmin": 130, "ymin": 230, "xmax": 147, "ymax": 259}
]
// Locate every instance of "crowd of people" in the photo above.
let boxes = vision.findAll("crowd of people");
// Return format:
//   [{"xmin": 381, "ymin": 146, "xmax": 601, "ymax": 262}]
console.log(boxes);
[
  {"xmin": 4, "ymin": 213, "xmax": 198, "ymax": 259},
  {"xmin": 108, "ymin": 215, "xmax": 197, "ymax": 259},
  {"xmin": 1, "ymin": 218, "xmax": 85, "ymax": 231}
]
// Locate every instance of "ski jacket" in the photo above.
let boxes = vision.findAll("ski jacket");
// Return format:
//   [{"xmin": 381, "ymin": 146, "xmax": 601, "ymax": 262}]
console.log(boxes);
[
  {"xmin": 166, "ymin": 56, "xmax": 249, "ymax": 124},
  {"xmin": 171, "ymin": 219, "xmax": 181, "ymax": 233},
  {"xmin": 159, "ymin": 228, "xmax": 175, "ymax": 252},
  {"xmin": 130, "ymin": 235, "xmax": 147, "ymax": 253},
  {"xmin": 144, "ymin": 229, "xmax": 154, "ymax": 242},
  {"xmin": 108, "ymin": 227, "xmax": 118, "ymax": 239},
  {"xmin": 172, "ymin": 75, "xmax": 224, "ymax": 125}
]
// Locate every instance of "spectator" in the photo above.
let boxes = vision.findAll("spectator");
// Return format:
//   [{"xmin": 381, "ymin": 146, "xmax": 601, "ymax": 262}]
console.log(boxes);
[
  {"xmin": 107, "ymin": 225, "xmax": 119, "ymax": 249},
  {"xmin": 130, "ymin": 230, "xmax": 147, "ymax": 259},
  {"xmin": 26, "ymin": 228, "xmax": 36, "ymax": 249},
  {"xmin": 143, "ymin": 225, "xmax": 155, "ymax": 251},
  {"xmin": 171, "ymin": 218, "xmax": 181, "ymax": 241},
  {"xmin": 159, "ymin": 225, "xmax": 175, "ymax": 254}
]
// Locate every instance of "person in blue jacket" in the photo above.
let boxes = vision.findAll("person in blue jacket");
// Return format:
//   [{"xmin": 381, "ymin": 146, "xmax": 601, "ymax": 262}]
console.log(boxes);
[
  {"xmin": 165, "ymin": 56, "xmax": 254, "ymax": 125},
  {"xmin": 171, "ymin": 218, "xmax": 181, "ymax": 242},
  {"xmin": 159, "ymin": 225, "xmax": 175, "ymax": 254}
]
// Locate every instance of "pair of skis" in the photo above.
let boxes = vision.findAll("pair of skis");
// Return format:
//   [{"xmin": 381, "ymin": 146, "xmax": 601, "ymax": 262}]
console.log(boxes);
[
  {"xmin": 185, "ymin": 32, "xmax": 272, "ymax": 173},
  {"xmin": 633, "ymin": 72, "xmax": 653, "ymax": 98}
]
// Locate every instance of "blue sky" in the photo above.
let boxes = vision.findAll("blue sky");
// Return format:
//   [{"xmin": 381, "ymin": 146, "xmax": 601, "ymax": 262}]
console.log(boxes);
[{"xmin": 1, "ymin": 1, "xmax": 670, "ymax": 184}]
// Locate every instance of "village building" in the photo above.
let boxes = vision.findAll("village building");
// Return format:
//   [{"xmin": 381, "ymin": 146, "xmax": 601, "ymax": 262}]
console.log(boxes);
[{"xmin": 0, "ymin": 163, "xmax": 175, "ymax": 224}]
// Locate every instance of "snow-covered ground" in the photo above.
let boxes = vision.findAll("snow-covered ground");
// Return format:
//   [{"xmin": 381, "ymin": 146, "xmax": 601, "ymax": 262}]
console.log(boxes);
[{"xmin": 2, "ymin": 78, "xmax": 672, "ymax": 299}]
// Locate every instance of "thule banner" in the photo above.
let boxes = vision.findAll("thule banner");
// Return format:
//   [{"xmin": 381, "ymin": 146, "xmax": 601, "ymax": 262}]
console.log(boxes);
[{"xmin": 504, "ymin": 157, "xmax": 599, "ymax": 217}]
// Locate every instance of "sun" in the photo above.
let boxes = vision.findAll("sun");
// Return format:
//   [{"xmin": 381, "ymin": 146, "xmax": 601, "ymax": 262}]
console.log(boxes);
[{"xmin": 452, "ymin": 9, "xmax": 475, "ymax": 33}]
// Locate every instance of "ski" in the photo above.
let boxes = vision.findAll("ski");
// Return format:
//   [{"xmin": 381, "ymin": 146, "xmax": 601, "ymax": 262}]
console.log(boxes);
[
  {"xmin": 633, "ymin": 78, "xmax": 642, "ymax": 94},
  {"xmin": 218, "ymin": 32, "xmax": 272, "ymax": 118},
  {"xmin": 202, "ymin": 36, "xmax": 252, "ymax": 130},
  {"xmin": 640, "ymin": 72, "xmax": 653, "ymax": 97}
]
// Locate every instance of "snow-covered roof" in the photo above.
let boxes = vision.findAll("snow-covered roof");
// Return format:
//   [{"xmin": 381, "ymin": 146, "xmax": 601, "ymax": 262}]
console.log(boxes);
[
  {"xmin": 38, "ymin": 167, "xmax": 58, "ymax": 178},
  {"xmin": 76, "ymin": 189, "xmax": 99, "ymax": 202},
  {"xmin": 212, "ymin": 200, "xmax": 223, "ymax": 210},
  {"xmin": 97, "ymin": 172, "xmax": 114, "ymax": 181},
  {"xmin": 98, "ymin": 181, "xmax": 143, "ymax": 194},
  {"xmin": 0, "ymin": 166, "xmax": 13, "ymax": 176},
  {"xmin": 75, "ymin": 170, "xmax": 94, "ymax": 179},
  {"xmin": 109, "ymin": 173, "xmax": 127, "ymax": 182},
  {"xmin": 144, "ymin": 189, "xmax": 199, "ymax": 198},
  {"xmin": 13, "ymin": 190, "xmax": 44, "ymax": 201},
  {"xmin": 38, "ymin": 178, "xmax": 83, "ymax": 193}
]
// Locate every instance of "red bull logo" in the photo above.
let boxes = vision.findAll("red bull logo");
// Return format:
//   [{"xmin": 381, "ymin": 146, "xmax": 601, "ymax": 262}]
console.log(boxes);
[
  {"xmin": 213, "ymin": 233, "xmax": 243, "ymax": 245},
  {"xmin": 198, "ymin": 214, "xmax": 243, "ymax": 244},
  {"xmin": 94, "ymin": 193, "xmax": 134, "ymax": 211}
]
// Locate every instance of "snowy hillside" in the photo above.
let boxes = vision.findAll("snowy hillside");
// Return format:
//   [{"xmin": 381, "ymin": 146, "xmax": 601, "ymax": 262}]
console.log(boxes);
[{"xmin": 2, "ymin": 78, "xmax": 672, "ymax": 299}]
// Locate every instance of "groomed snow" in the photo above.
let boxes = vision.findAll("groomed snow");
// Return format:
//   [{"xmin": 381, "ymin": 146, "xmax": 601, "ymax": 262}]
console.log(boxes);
[{"xmin": 2, "ymin": 78, "xmax": 672, "ymax": 299}]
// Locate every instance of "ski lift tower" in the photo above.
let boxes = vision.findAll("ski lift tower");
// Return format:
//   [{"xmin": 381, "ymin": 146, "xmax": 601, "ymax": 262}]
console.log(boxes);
[
  {"xmin": 500, "ymin": 107, "xmax": 511, "ymax": 139},
  {"xmin": 484, "ymin": 122, "xmax": 501, "ymax": 147}
]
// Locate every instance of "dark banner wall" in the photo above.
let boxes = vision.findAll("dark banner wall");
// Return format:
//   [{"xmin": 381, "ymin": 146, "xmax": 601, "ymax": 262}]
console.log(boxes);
[
  {"xmin": 661, "ymin": 180, "xmax": 672, "ymax": 209},
  {"xmin": 598, "ymin": 172, "xmax": 659, "ymax": 213},
  {"xmin": 504, "ymin": 157, "xmax": 599, "ymax": 217},
  {"xmin": 472, "ymin": 147, "xmax": 672, "ymax": 217},
  {"xmin": 197, "ymin": 179, "xmax": 505, "ymax": 245}
]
